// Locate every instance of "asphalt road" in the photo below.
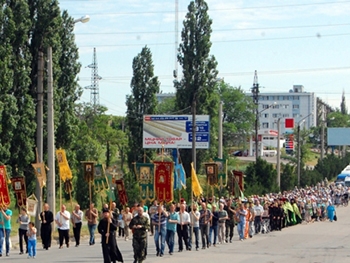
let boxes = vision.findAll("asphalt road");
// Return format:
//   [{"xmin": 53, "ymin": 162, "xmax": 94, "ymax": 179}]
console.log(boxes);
[{"xmin": 5, "ymin": 206, "xmax": 350, "ymax": 263}]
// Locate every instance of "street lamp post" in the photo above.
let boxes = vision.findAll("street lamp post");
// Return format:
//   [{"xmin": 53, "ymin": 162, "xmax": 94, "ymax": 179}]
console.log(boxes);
[
  {"xmin": 297, "ymin": 113, "xmax": 313, "ymax": 186},
  {"xmin": 276, "ymin": 118, "xmax": 281, "ymax": 190}
]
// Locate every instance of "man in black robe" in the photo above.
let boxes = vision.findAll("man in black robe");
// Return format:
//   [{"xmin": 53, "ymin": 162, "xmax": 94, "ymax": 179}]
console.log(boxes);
[
  {"xmin": 98, "ymin": 208, "xmax": 123, "ymax": 263},
  {"xmin": 40, "ymin": 203, "xmax": 54, "ymax": 250}
]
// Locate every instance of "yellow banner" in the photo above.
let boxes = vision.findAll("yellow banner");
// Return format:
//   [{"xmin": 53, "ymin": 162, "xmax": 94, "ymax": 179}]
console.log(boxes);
[
  {"xmin": 56, "ymin": 149, "xmax": 72, "ymax": 182},
  {"xmin": 191, "ymin": 162, "xmax": 203, "ymax": 197}
]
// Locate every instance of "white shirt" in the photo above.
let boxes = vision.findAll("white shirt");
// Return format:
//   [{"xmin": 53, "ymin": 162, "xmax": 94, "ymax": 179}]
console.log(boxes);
[
  {"xmin": 178, "ymin": 211, "xmax": 191, "ymax": 225},
  {"xmin": 254, "ymin": 204, "xmax": 264, "ymax": 216},
  {"xmin": 55, "ymin": 210, "xmax": 71, "ymax": 230}
]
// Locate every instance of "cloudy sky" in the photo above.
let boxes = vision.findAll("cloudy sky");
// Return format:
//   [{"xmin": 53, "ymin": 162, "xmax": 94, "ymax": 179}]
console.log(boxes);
[{"xmin": 59, "ymin": 0, "xmax": 350, "ymax": 115}]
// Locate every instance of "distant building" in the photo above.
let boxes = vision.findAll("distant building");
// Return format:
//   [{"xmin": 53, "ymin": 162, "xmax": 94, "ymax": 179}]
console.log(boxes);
[{"xmin": 156, "ymin": 92, "xmax": 175, "ymax": 103}]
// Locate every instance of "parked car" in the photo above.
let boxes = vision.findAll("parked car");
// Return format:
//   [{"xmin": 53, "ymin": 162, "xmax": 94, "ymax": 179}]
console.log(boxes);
[{"xmin": 232, "ymin": 150, "xmax": 243, "ymax": 156}]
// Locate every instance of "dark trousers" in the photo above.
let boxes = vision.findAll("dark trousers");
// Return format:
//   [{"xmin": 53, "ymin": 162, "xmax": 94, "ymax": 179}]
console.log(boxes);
[
  {"xmin": 73, "ymin": 222, "xmax": 82, "ymax": 245},
  {"xmin": 41, "ymin": 224, "xmax": 52, "ymax": 249},
  {"xmin": 118, "ymin": 227, "xmax": 124, "ymax": 237},
  {"xmin": 254, "ymin": 216, "xmax": 262, "ymax": 234},
  {"xmin": 18, "ymin": 228, "xmax": 28, "ymax": 253},
  {"xmin": 225, "ymin": 220, "xmax": 234, "ymax": 241},
  {"xmin": 58, "ymin": 229, "xmax": 69, "ymax": 246},
  {"xmin": 176, "ymin": 224, "xmax": 189, "ymax": 251},
  {"xmin": 200, "ymin": 224, "xmax": 209, "ymax": 248}
]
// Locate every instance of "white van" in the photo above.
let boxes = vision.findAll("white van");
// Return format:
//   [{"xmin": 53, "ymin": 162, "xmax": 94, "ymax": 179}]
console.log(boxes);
[{"xmin": 345, "ymin": 177, "xmax": 350, "ymax": 187}]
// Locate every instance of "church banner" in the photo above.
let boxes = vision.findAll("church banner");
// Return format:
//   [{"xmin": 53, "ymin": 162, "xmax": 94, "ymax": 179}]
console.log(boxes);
[
  {"xmin": 0, "ymin": 166, "xmax": 11, "ymax": 207},
  {"xmin": 31, "ymin": 162, "xmax": 47, "ymax": 188},
  {"xmin": 11, "ymin": 177, "xmax": 27, "ymax": 207},
  {"xmin": 205, "ymin": 163, "xmax": 218, "ymax": 186},
  {"xmin": 135, "ymin": 163, "xmax": 155, "ymax": 202},
  {"xmin": 116, "ymin": 179, "xmax": 128, "ymax": 206},
  {"xmin": 82, "ymin": 161, "xmax": 95, "ymax": 182},
  {"xmin": 154, "ymin": 161, "xmax": 174, "ymax": 203},
  {"xmin": 214, "ymin": 158, "xmax": 228, "ymax": 187},
  {"xmin": 94, "ymin": 164, "xmax": 109, "ymax": 193},
  {"xmin": 56, "ymin": 149, "xmax": 73, "ymax": 182}
]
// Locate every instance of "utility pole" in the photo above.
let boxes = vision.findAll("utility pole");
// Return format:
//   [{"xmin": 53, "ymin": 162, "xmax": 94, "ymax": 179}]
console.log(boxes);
[
  {"xmin": 321, "ymin": 105, "xmax": 325, "ymax": 160},
  {"xmin": 252, "ymin": 70, "xmax": 259, "ymax": 162},
  {"xmin": 297, "ymin": 124, "xmax": 301, "ymax": 186},
  {"xmin": 47, "ymin": 47, "xmax": 56, "ymax": 222},
  {"xmin": 35, "ymin": 50, "xmax": 44, "ymax": 235},
  {"xmin": 192, "ymin": 98, "xmax": 197, "ymax": 170},
  {"xmin": 276, "ymin": 118, "xmax": 281, "ymax": 189}
]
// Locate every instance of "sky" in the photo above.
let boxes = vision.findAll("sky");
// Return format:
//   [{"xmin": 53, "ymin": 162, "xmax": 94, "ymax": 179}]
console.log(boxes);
[{"xmin": 58, "ymin": 0, "xmax": 350, "ymax": 116}]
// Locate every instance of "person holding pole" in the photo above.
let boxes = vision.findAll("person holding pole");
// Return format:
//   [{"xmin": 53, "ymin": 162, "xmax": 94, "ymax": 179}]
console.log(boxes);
[
  {"xmin": 71, "ymin": 204, "xmax": 83, "ymax": 247},
  {"xmin": 17, "ymin": 207, "xmax": 29, "ymax": 255},
  {"xmin": 85, "ymin": 203, "xmax": 98, "ymax": 246},
  {"xmin": 151, "ymin": 204, "xmax": 168, "ymax": 257},
  {"xmin": 40, "ymin": 203, "xmax": 54, "ymax": 250},
  {"xmin": 176, "ymin": 203, "xmax": 191, "ymax": 252},
  {"xmin": 98, "ymin": 208, "xmax": 123, "ymax": 263},
  {"xmin": 0, "ymin": 205, "xmax": 12, "ymax": 257},
  {"xmin": 55, "ymin": 204, "xmax": 71, "ymax": 249}
]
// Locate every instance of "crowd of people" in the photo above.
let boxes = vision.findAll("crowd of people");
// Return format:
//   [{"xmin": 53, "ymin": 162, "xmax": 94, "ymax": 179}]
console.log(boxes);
[{"xmin": 0, "ymin": 179, "xmax": 348, "ymax": 263}]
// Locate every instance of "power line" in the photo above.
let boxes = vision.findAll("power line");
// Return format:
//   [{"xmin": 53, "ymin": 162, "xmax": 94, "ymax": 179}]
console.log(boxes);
[
  {"xmin": 76, "ymin": 32, "xmax": 350, "ymax": 48},
  {"xmin": 64, "ymin": 1, "xmax": 350, "ymax": 16}
]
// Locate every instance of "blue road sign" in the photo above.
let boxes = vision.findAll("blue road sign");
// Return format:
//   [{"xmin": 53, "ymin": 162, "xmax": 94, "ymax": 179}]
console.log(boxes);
[
  {"xmin": 186, "ymin": 121, "xmax": 209, "ymax": 132},
  {"xmin": 188, "ymin": 133, "xmax": 209, "ymax": 142}
]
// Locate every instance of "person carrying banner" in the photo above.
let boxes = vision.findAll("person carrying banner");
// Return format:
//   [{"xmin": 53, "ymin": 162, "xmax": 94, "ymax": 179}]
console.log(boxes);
[
  {"xmin": 72, "ymin": 204, "xmax": 83, "ymax": 247},
  {"xmin": 0, "ymin": 205, "xmax": 12, "ymax": 257},
  {"xmin": 17, "ymin": 207, "xmax": 29, "ymax": 254},
  {"xmin": 55, "ymin": 204, "xmax": 71, "ymax": 249},
  {"xmin": 151, "ymin": 204, "xmax": 168, "ymax": 257},
  {"xmin": 98, "ymin": 208, "xmax": 124, "ymax": 263},
  {"xmin": 40, "ymin": 203, "xmax": 54, "ymax": 250}
]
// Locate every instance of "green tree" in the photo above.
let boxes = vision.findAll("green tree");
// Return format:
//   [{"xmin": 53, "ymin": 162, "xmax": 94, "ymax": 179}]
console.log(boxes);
[
  {"xmin": 280, "ymin": 164, "xmax": 297, "ymax": 191},
  {"xmin": 340, "ymin": 90, "xmax": 347, "ymax": 115},
  {"xmin": 7, "ymin": 1, "xmax": 36, "ymax": 180},
  {"xmin": 174, "ymin": 0, "xmax": 219, "ymax": 174},
  {"xmin": 126, "ymin": 46, "xmax": 160, "ymax": 167},
  {"xmin": 245, "ymin": 158, "xmax": 278, "ymax": 195},
  {"xmin": 218, "ymin": 82, "xmax": 255, "ymax": 148}
]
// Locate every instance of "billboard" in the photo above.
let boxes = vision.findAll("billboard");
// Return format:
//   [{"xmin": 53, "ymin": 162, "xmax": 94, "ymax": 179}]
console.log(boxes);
[
  {"xmin": 327, "ymin": 128, "xmax": 350, "ymax": 146},
  {"xmin": 143, "ymin": 115, "xmax": 210, "ymax": 149}
]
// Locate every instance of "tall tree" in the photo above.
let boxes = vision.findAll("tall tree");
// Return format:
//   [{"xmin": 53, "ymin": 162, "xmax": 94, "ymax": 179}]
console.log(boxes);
[
  {"xmin": 340, "ymin": 90, "xmax": 347, "ymax": 115},
  {"xmin": 7, "ymin": 0, "xmax": 36, "ymax": 179},
  {"xmin": 218, "ymin": 82, "xmax": 255, "ymax": 148},
  {"xmin": 175, "ymin": 0, "xmax": 219, "ymax": 173},
  {"xmin": 126, "ymin": 46, "xmax": 160, "ymax": 167}
]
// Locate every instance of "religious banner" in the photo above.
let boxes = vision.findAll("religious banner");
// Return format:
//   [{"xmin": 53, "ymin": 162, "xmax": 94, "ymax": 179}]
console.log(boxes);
[
  {"xmin": 115, "ymin": 179, "xmax": 128, "ymax": 206},
  {"xmin": 82, "ymin": 161, "xmax": 95, "ymax": 182},
  {"xmin": 174, "ymin": 163, "xmax": 186, "ymax": 190},
  {"xmin": 0, "ymin": 166, "xmax": 11, "ymax": 207},
  {"xmin": 135, "ymin": 163, "xmax": 155, "ymax": 202},
  {"xmin": 31, "ymin": 162, "xmax": 47, "ymax": 188},
  {"xmin": 26, "ymin": 194, "xmax": 38, "ymax": 217},
  {"xmin": 205, "ymin": 162, "xmax": 218, "ymax": 186},
  {"xmin": 154, "ymin": 161, "xmax": 174, "ymax": 203},
  {"xmin": 56, "ymin": 149, "xmax": 73, "ymax": 182},
  {"xmin": 94, "ymin": 164, "xmax": 109, "ymax": 193},
  {"xmin": 106, "ymin": 171, "xmax": 116, "ymax": 201},
  {"xmin": 10, "ymin": 177, "xmax": 27, "ymax": 207},
  {"xmin": 232, "ymin": 170, "xmax": 244, "ymax": 197},
  {"xmin": 213, "ymin": 158, "xmax": 227, "ymax": 187}
]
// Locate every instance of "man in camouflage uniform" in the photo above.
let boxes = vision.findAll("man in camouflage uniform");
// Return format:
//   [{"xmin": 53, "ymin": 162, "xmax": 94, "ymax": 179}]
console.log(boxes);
[
  {"xmin": 129, "ymin": 206, "xmax": 150, "ymax": 263},
  {"xmin": 224, "ymin": 199, "xmax": 236, "ymax": 243}
]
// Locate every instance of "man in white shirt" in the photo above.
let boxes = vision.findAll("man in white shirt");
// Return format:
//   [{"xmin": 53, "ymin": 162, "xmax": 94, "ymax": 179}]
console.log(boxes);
[
  {"xmin": 55, "ymin": 204, "xmax": 71, "ymax": 248},
  {"xmin": 71, "ymin": 204, "xmax": 83, "ymax": 247},
  {"xmin": 253, "ymin": 200, "xmax": 264, "ymax": 234},
  {"xmin": 176, "ymin": 203, "xmax": 191, "ymax": 252}
]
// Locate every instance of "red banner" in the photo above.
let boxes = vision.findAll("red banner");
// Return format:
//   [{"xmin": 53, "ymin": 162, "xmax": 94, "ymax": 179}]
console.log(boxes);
[
  {"xmin": 115, "ymin": 179, "xmax": 128, "ymax": 206},
  {"xmin": 11, "ymin": 177, "xmax": 27, "ymax": 207},
  {"xmin": 154, "ymin": 161, "xmax": 173, "ymax": 203},
  {"xmin": 0, "ymin": 166, "xmax": 11, "ymax": 207}
]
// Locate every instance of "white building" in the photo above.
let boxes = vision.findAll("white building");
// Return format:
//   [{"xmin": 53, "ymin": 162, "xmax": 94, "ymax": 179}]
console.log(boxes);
[{"xmin": 248, "ymin": 85, "xmax": 317, "ymax": 156}]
